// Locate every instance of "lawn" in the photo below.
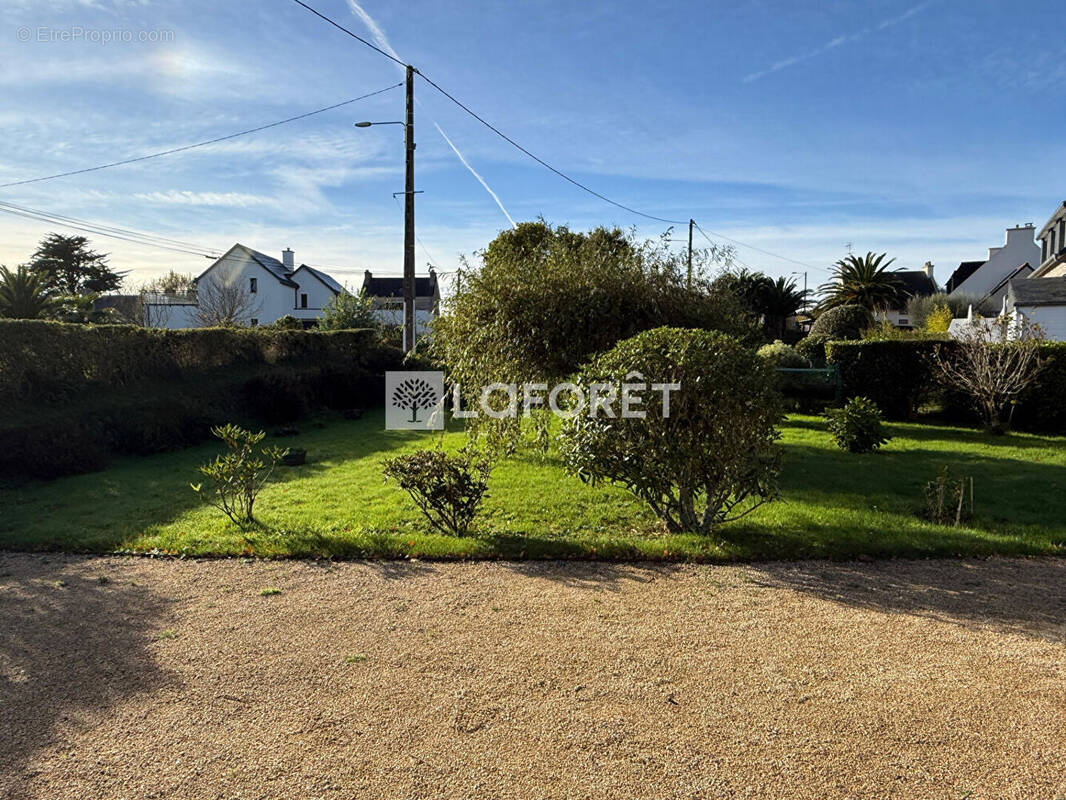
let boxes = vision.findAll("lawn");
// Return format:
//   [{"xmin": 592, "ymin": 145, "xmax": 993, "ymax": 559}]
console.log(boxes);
[{"xmin": 1, "ymin": 412, "xmax": 1064, "ymax": 561}]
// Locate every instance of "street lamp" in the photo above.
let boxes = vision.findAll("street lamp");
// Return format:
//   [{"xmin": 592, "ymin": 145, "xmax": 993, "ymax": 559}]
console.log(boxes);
[{"xmin": 353, "ymin": 65, "xmax": 416, "ymax": 352}]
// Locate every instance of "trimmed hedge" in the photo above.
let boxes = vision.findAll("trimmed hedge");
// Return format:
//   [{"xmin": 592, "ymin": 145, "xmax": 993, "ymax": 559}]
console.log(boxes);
[
  {"xmin": 0, "ymin": 321, "xmax": 404, "ymax": 479},
  {"xmin": 826, "ymin": 339, "xmax": 1066, "ymax": 432}
]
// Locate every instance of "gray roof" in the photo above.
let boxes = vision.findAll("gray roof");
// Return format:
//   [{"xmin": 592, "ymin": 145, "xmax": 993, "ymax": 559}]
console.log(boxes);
[
  {"xmin": 892, "ymin": 269, "xmax": 938, "ymax": 297},
  {"xmin": 1008, "ymin": 276, "xmax": 1066, "ymax": 307},
  {"xmin": 196, "ymin": 244, "xmax": 298, "ymax": 288},
  {"xmin": 297, "ymin": 265, "xmax": 345, "ymax": 294}
]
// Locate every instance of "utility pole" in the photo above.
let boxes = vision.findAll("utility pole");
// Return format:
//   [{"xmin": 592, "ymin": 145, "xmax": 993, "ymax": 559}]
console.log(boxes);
[
  {"xmin": 403, "ymin": 65, "xmax": 416, "ymax": 354},
  {"xmin": 687, "ymin": 218, "xmax": 694, "ymax": 290}
]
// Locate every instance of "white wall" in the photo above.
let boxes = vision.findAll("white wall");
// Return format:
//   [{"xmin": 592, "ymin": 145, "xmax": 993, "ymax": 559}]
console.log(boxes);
[
  {"xmin": 952, "ymin": 227, "xmax": 1041, "ymax": 299},
  {"xmin": 1018, "ymin": 306, "xmax": 1066, "ymax": 341},
  {"xmin": 290, "ymin": 268, "xmax": 337, "ymax": 314}
]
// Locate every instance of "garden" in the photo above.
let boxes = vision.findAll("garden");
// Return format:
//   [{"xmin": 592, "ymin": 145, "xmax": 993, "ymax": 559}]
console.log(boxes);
[{"xmin": 2, "ymin": 223, "xmax": 1065, "ymax": 563}]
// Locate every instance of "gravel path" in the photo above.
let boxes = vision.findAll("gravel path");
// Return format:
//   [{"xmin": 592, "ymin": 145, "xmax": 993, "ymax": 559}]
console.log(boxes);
[{"xmin": 1, "ymin": 553, "xmax": 1064, "ymax": 799}]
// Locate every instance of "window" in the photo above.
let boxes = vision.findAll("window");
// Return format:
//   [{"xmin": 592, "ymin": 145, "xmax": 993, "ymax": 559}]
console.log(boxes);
[
  {"xmin": 250, "ymin": 318, "xmax": 259, "ymax": 327},
  {"xmin": 249, "ymin": 277, "xmax": 258, "ymax": 294},
  {"xmin": 300, "ymin": 293, "xmax": 308, "ymax": 308}
]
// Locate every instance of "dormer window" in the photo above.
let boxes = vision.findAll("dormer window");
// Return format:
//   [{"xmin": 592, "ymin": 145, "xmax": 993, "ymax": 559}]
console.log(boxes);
[{"xmin": 249, "ymin": 277, "xmax": 258, "ymax": 294}]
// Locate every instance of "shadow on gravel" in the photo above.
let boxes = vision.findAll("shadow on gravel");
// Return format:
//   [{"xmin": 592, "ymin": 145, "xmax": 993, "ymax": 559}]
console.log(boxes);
[
  {"xmin": 497, "ymin": 560, "xmax": 679, "ymax": 591},
  {"xmin": 746, "ymin": 558, "xmax": 1066, "ymax": 642},
  {"xmin": 0, "ymin": 556, "xmax": 172, "ymax": 798}
]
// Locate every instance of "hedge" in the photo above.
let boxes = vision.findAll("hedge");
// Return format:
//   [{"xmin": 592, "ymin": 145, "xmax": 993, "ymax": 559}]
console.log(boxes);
[
  {"xmin": 826, "ymin": 339, "xmax": 1066, "ymax": 433},
  {"xmin": 0, "ymin": 321, "xmax": 404, "ymax": 479}
]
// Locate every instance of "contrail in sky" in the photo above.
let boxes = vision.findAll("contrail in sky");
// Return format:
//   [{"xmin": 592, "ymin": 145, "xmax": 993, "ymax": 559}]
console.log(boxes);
[{"xmin": 346, "ymin": 0, "xmax": 517, "ymax": 228}]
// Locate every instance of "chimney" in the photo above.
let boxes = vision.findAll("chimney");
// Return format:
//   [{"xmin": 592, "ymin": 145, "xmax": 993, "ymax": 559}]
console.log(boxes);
[
  {"xmin": 922, "ymin": 261, "xmax": 934, "ymax": 280},
  {"xmin": 364, "ymin": 269, "xmax": 372, "ymax": 285},
  {"xmin": 282, "ymin": 248, "xmax": 295, "ymax": 271}
]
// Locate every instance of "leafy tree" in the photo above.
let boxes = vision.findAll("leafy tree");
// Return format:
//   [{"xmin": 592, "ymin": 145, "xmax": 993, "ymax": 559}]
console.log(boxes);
[
  {"xmin": 434, "ymin": 221, "xmax": 754, "ymax": 393},
  {"xmin": 319, "ymin": 289, "xmax": 379, "ymax": 331},
  {"xmin": 559, "ymin": 327, "xmax": 783, "ymax": 534},
  {"xmin": 819, "ymin": 252, "xmax": 906, "ymax": 312},
  {"xmin": 0, "ymin": 265, "xmax": 52, "ymax": 319},
  {"xmin": 28, "ymin": 234, "xmax": 125, "ymax": 295}
]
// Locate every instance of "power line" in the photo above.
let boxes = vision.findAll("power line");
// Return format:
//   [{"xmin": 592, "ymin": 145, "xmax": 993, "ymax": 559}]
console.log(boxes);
[
  {"xmin": 417, "ymin": 73, "xmax": 688, "ymax": 226},
  {"xmin": 289, "ymin": 0, "xmax": 407, "ymax": 68},
  {"xmin": 0, "ymin": 83, "xmax": 402, "ymax": 190},
  {"xmin": 0, "ymin": 201, "xmax": 220, "ymax": 258},
  {"xmin": 692, "ymin": 220, "xmax": 818, "ymax": 271}
]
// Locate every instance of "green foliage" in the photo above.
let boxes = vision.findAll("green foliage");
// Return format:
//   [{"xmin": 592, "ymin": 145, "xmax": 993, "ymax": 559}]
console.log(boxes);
[
  {"xmin": 433, "ymin": 221, "xmax": 756, "ymax": 393},
  {"xmin": 27, "ymin": 233, "xmax": 124, "ymax": 295},
  {"xmin": 824, "ymin": 396, "xmax": 891, "ymax": 453},
  {"xmin": 922, "ymin": 466, "xmax": 973, "ymax": 526},
  {"xmin": 142, "ymin": 270, "xmax": 195, "ymax": 294},
  {"xmin": 826, "ymin": 340, "xmax": 939, "ymax": 419},
  {"xmin": 818, "ymin": 252, "xmax": 906, "ymax": 312},
  {"xmin": 757, "ymin": 339, "xmax": 809, "ymax": 368},
  {"xmin": 905, "ymin": 292, "xmax": 993, "ymax": 329},
  {"xmin": 0, "ymin": 321, "xmax": 402, "ymax": 479},
  {"xmin": 319, "ymin": 289, "xmax": 379, "ymax": 331},
  {"xmin": 558, "ymin": 327, "xmax": 783, "ymax": 534},
  {"xmin": 810, "ymin": 304, "xmax": 874, "ymax": 340},
  {"xmin": 267, "ymin": 315, "xmax": 305, "ymax": 330},
  {"xmin": 923, "ymin": 304, "xmax": 955, "ymax": 334},
  {"xmin": 191, "ymin": 424, "xmax": 283, "ymax": 525},
  {"xmin": 0, "ymin": 265, "xmax": 51, "ymax": 319},
  {"xmin": 799, "ymin": 305, "xmax": 874, "ymax": 365},
  {"xmin": 382, "ymin": 447, "xmax": 491, "ymax": 535}
]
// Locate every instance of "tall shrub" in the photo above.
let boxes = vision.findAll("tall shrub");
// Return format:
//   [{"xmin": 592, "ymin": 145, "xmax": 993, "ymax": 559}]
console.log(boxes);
[{"xmin": 559, "ymin": 328, "xmax": 783, "ymax": 534}]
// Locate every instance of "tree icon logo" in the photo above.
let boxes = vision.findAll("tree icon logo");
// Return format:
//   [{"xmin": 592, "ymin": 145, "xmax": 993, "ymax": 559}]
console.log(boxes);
[
  {"xmin": 392, "ymin": 377, "xmax": 438, "ymax": 422},
  {"xmin": 384, "ymin": 371, "xmax": 445, "ymax": 430}
]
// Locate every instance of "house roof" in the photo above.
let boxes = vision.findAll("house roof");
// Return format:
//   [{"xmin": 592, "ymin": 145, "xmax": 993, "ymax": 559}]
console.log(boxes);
[
  {"xmin": 1038, "ymin": 201, "xmax": 1066, "ymax": 239},
  {"xmin": 892, "ymin": 269, "xmax": 938, "ymax": 297},
  {"xmin": 295, "ymin": 264, "xmax": 345, "ymax": 295},
  {"xmin": 945, "ymin": 260, "xmax": 984, "ymax": 293},
  {"xmin": 196, "ymin": 244, "xmax": 298, "ymax": 288},
  {"xmin": 1009, "ymin": 276, "xmax": 1066, "ymax": 307},
  {"xmin": 362, "ymin": 272, "xmax": 438, "ymax": 298},
  {"xmin": 979, "ymin": 262, "xmax": 1033, "ymax": 303}
]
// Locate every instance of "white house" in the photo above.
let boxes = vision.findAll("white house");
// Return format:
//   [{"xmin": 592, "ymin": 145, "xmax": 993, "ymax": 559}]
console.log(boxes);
[
  {"xmin": 144, "ymin": 244, "xmax": 442, "ymax": 332},
  {"xmin": 1004, "ymin": 277, "xmax": 1066, "ymax": 340},
  {"xmin": 144, "ymin": 244, "xmax": 341, "ymax": 329},
  {"xmin": 944, "ymin": 225, "xmax": 1041, "ymax": 304},
  {"xmin": 879, "ymin": 263, "xmax": 938, "ymax": 328}
]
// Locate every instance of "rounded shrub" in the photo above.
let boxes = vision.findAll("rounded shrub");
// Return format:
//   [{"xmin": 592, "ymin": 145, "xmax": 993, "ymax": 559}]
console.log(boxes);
[
  {"xmin": 824, "ymin": 396, "xmax": 890, "ymax": 453},
  {"xmin": 558, "ymin": 327, "xmax": 783, "ymax": 534},
  {"xmin": 809, "ymin": 304, "xmax": 874, "ymax": 341},
  {"xmin": 757, "ymin": 340, "xmax": 809, "ymax": 368}
]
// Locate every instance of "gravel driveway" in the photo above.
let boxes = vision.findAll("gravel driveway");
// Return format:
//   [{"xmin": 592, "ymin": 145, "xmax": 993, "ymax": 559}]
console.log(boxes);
[{"xmin": 1, "ymin": 553, "xmax": 1064, "ymax": 799}]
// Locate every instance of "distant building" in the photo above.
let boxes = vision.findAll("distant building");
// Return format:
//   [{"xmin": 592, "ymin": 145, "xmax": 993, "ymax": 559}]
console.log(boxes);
[
  {"xmin": 944, "ymin": 225, "xmax": 1040, "ymax": 306},
  {"xmin": 142, "ymin": 244, "xmax": 344, "ymax": 329},
  {"xmin": 880, "ymin": 263, "xmax": 938, "ymax": 328},
  {"xmin": 1032, "ymin": 202, "xmax": 1066, "ymax": 278},
  {"xmin": 361, "ymin": 269, "xmax": 440, "ymax": 335}
]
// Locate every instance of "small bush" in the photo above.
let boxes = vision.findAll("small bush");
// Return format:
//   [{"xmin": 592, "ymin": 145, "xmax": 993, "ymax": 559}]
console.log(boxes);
[
  {"xmin": 191, "ymin": 425, "xmax": 283, "ymax": 525},
  {"xmin": 558, "ymin": 327, "xmax": 782, "ymax": 534},
  {"xmin": 824, "ymin": 396, "xmax": 890, "ymax": 453},
  {"xmin": 382, "ymin": 448, "xmax": 491, "ymax": 535},
  {"xmin": 757, "ymin": 340, "xmax": 809, "ymax": 368},
  {"xmin": 922, "ymin": 467, "xmax": 973, "ymax": 526}
]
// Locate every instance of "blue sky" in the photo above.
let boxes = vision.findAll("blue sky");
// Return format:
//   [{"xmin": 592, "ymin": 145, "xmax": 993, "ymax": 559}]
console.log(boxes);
[{"xmin": 2, "ymin": 0, "xmax": 1064, "ymax": 292}]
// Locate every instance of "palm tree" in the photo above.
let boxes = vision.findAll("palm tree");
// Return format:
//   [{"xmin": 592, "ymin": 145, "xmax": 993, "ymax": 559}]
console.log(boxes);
[
  {"xmin": 0, "ymin": 264, "xmax": 52, "ymax": 319},
  {"xmin": 761, "ymin": 276, "xmax": 808, "ymax": 339},
  {"xmin": 818, "ymin": 252, "xmax": 906, "ymax": 312}
]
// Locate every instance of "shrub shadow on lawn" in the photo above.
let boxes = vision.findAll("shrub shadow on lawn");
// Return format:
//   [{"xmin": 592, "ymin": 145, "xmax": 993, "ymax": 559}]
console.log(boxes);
[
  {"xmin": 744, "ymin": 557, "xmax": 1066, "ymax": 642},
  {"xmin": 0, "ymin": 555, "xmax": 174, "ymax": 797}
]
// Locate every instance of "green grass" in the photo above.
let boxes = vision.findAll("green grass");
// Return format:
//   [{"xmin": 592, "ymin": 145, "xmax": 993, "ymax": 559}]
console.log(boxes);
[{"xmin": 1, "ymin": 410, "xmax": 1064, "ymax": 562}]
